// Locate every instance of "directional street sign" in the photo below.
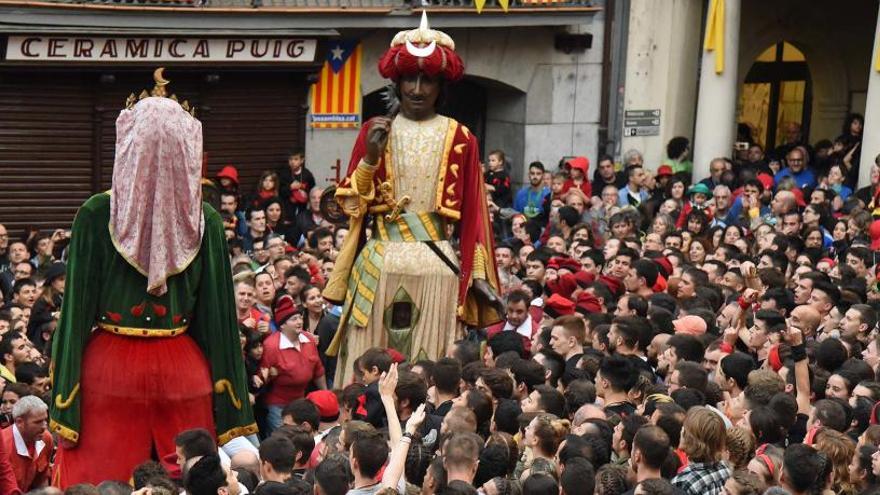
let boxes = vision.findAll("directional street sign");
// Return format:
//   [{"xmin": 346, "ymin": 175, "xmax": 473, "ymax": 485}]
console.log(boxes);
[{"xmin": 623, "ymin": 109, "xmax": 661, "ymax": 137}]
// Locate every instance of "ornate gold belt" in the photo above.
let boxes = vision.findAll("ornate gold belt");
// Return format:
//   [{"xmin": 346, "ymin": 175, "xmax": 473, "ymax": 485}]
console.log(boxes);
[{"xmin": 98, "ymin": 323, "xmax": 188, "ymax": 338}]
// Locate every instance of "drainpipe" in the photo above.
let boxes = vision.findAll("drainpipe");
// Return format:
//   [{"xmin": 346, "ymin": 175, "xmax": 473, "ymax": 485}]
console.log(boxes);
[{"xmin": 599, "ymin": 0, "xmax": 629, "ymax": 162}]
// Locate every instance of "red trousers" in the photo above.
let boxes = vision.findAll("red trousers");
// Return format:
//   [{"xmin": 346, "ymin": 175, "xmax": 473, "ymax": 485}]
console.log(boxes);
[{"xmin": 55, "ymin": 331, "xmax": 215, "ymax": 487}]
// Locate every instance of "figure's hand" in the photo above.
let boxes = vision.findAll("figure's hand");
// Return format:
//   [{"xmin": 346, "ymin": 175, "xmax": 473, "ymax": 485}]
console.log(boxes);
[
  {"xmin": 473, "ymin": 279, "xmax": 505, "ymax": 317},
  {"xmin": 365, "ymin": 117, "xmax": 392, "ymax": 165},
  {"xmin": 787, "ymin": 327, "xmax": 804, "ymax": 346},
  {"xmin": 379, "ymin": 363, "xmax": 399, "ymax": 399},
  {"xmin": 405, "ymin": 403, "xmax": 427, "ymax": 435},
  {"xmin": 268, "ymin": 366, "xmax": 279, "ymax": 379},
  {"xmin": 341, "ymin": 197, "xmax": 362, "ymax": 217},
  {"xmin": 242, "ymin": 317, "xmax": 257, "ymax": 330},
  {"xmin": 291, "ymin": 181, "xmax": 302, "ymax": 190}
]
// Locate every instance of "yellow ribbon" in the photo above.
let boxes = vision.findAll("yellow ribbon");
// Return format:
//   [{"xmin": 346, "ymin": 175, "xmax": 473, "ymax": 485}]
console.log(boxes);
[
  {"xmin": 214, "ymin": 380, "xmax": 243, "ymax": 410},
  {"xmin": 54, "ymin": 383, "xmax": 80, "ymax": 410},
  {"xmin": 704, "ymin": 0, "xmax": 725, "ymax": 74}
]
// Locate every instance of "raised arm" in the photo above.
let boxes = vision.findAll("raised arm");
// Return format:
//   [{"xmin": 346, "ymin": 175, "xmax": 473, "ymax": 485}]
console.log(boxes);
[{"xmin": 383, "ymin": 403, "xmax": 426, "ymax": 490}]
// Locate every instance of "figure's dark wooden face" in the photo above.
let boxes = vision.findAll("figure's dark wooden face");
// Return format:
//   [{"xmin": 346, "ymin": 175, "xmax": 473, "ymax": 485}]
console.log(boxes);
[{"xmin": 399, "ymin": 73, "xmax": 440, "ymax": 121}]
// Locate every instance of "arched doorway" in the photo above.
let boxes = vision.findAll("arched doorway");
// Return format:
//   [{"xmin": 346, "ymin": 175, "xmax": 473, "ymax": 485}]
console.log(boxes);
[{"xmin": 737, "ymin": 41, "xmax": 812, "ymax": 152}]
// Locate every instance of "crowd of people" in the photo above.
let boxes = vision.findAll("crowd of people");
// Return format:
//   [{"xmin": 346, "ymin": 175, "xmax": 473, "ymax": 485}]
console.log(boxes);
[{"xmin": 2, "ymin": 112, "xmax": 880, "ymax": 495}]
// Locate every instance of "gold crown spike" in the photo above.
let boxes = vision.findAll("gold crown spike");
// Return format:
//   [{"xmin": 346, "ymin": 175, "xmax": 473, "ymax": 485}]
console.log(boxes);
[{"xmin": 122, "ymin": 67, "xmax": 197, "ymax": 116}]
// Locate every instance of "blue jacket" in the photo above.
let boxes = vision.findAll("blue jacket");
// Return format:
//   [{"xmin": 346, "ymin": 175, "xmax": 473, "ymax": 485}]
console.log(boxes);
[{"xmin": 774, "ymin": 167, "xmax": 816, "ymax": 189}]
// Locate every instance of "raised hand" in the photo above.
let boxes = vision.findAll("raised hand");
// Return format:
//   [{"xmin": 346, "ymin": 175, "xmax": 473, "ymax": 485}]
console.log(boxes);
[
  {"xmin": 405, "ymin": 403, "xmax": 427, "ymax": 435},
  {"xmin": 365, "ymin": 117, "xmax": 392, "ymax": 165},
  {"xmin": 379, "ymin": 362, "xmax": 399, "ymax": 399}
]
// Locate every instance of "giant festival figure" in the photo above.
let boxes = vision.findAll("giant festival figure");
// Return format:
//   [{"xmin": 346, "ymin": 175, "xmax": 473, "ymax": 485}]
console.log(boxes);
[
  {"xmin": 324, "ymin": 13, "xmax": 503, "ymax": 384},
  {"xmin": 49, "ymin": 72, "xmax": 256, "ymax": 486}
]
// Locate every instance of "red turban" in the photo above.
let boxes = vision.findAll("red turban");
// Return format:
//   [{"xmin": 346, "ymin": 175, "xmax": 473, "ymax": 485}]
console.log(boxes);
[
  {"xmin": 377, "ymin": 12, "xmax": 465, "ymax": 83},
  {"xmin": 378, "ymin": 45, "xmax": 464, "ymax": 83}
]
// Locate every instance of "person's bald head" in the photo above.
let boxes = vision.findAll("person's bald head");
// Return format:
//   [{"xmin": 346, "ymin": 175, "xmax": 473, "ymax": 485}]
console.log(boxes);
[
  {"xmin": 572, "ymin": 404, "xmax": 606, "ymax": 435},
  {"xmin": 790, "ymin": 305, "xmax": 821, "ymax": 337},
  {"xmin": 773, "ymin": 190, "xmax": 796, "ymax": 215}
]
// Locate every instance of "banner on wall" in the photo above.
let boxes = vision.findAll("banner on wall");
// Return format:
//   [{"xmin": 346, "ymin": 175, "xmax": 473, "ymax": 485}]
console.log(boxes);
[{"xmin": 309, "ymin": 40, "xmax": 362, "ymax": 129}]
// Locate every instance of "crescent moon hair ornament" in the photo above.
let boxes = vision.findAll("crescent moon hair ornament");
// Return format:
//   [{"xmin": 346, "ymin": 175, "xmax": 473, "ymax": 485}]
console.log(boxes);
[
  {"xmin": 406, "ymin": 40, "xmax": 437, "ymax": 58},
  {"xmin": 151, "ymin": 67, "xmax": 169, "ymax": 97},
  {"xmin": 153, "ymin": 67, "xmax": 169, "ymax": 85}
]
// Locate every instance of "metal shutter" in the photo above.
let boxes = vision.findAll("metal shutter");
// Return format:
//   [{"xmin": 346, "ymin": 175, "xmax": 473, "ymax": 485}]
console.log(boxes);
[
  {"xmin": 1, "ymin": 69, "xmax": 307, "ymax": 237},
  {"xmin": 201, "ymin": 72, "xmax": 307, "ymax": 192},
  {"xmin": 97, "ymin": 71, "xmax": 307, "ymax": 195},
  {"xmin": 0, "ymin": 72, "xmax": 96, "ymax": 236}
]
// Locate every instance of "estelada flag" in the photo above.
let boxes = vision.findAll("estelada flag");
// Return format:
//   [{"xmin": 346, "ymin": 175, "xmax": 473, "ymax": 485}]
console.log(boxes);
[{"xmin": 310, "ymin": 40, "xmax": 362, "ymax": 129}]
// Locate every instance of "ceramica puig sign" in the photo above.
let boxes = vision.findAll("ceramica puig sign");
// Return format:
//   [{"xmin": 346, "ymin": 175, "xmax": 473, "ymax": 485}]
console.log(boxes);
[{"xmin": 4, "ymin": 36, "xmax": 318, "ymax": 63}]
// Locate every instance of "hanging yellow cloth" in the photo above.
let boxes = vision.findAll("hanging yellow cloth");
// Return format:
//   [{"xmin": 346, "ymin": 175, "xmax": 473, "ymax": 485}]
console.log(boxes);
[
  {"xmin": 875, "ymin": 35, "xmax": 880, "ymax": 72},
  {"xmin": 704, "ymin": 0, "xmax": 726, "ymax": 74},
  {"xmin": 473, "ymin": 0, "xmax": 508, "ymax": 14}
]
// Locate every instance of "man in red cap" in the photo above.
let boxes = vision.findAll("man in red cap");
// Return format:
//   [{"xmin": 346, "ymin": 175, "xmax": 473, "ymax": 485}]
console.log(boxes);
[
  {"xmin": 306, "ymin": 390, "xmax": 340, "ymax": 436},
  {"xmin": 306, "ymin": 389, "xmax": 340, "ymax": 466},
  {"xmin": 324, "ymin": 12, "xmax": 502, "ymax": 384}
]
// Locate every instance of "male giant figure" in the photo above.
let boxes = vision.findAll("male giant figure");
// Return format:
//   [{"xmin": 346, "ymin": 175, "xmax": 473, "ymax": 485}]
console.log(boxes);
[
  {"xmin": 50, "ymin": 74, "xmax": 256, "ymax": 486},
  {"xmin": 325, "ymin": 14, "xmax": 502, "ymax": 384}
]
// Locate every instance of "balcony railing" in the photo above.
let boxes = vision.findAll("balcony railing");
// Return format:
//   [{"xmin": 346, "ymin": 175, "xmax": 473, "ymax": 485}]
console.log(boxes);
[{"xmin": 32, "ymin": 0, "xmax": 598, "ymax": 10}]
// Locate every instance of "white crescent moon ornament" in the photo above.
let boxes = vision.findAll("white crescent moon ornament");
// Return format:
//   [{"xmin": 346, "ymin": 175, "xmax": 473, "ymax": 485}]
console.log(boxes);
[{"xmin": 406, "ymin": 40, "xmax": 436, "ymax": 58}]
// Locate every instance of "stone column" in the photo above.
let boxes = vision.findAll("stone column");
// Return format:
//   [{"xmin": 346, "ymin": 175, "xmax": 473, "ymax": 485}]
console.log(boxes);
[
  {"xmin": 859, "ymin": 5, "xmax": 880, "ymax": 188},
  {"xmin": 692, "ymin": 0, "xmax": 741, "ymax": 182},
  {"xmin": 620, "ymin": 0, "xmax": 703, "ymax": 172}
]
